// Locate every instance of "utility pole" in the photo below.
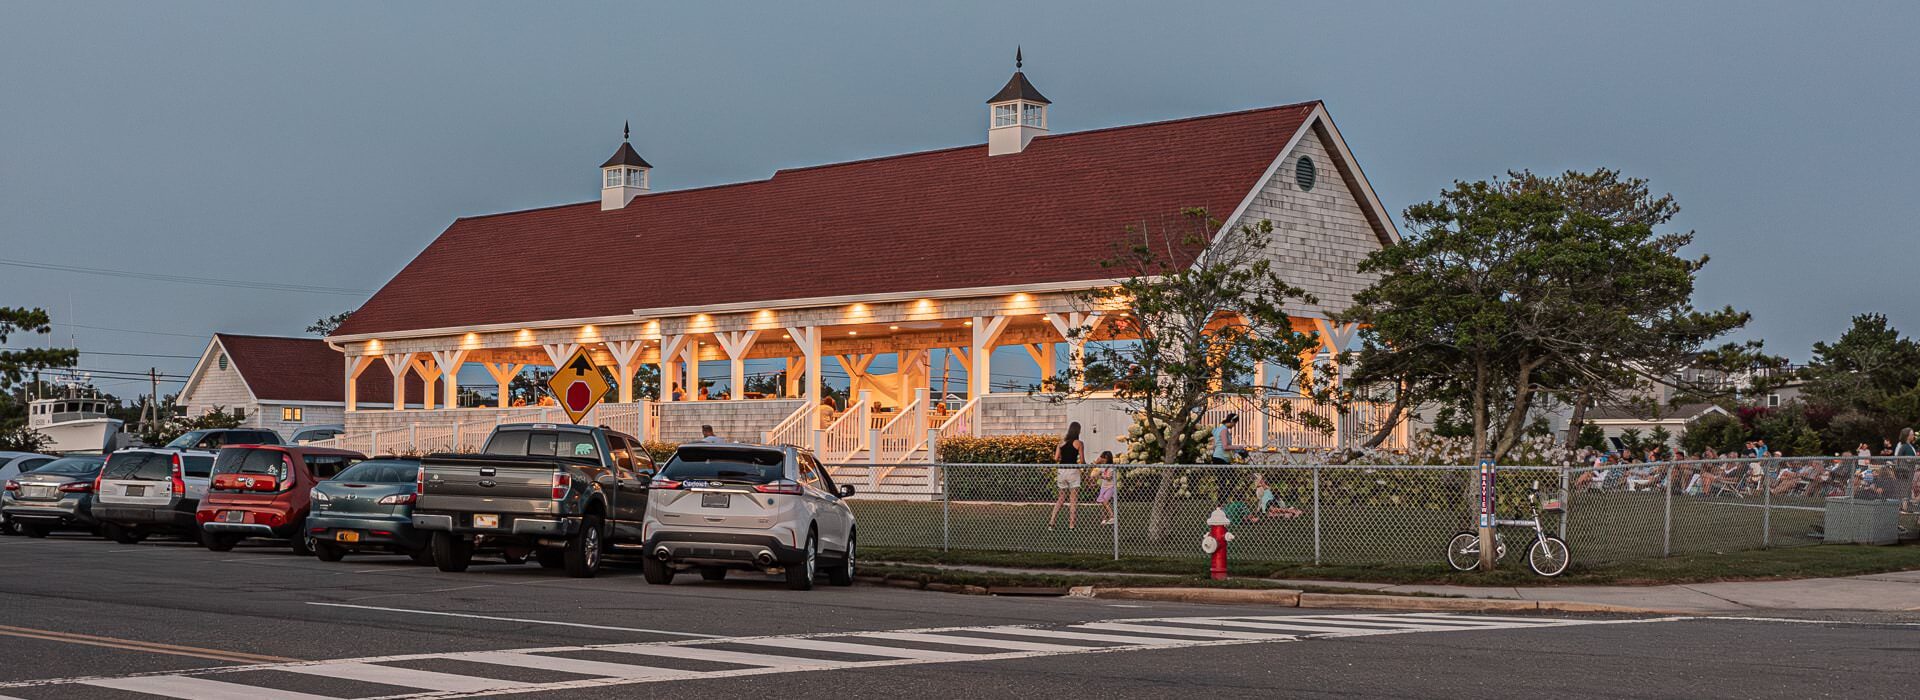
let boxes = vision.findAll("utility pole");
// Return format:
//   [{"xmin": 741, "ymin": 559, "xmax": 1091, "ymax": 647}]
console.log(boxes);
[{"xmin": 1478, "ymin": 453, "xmax": 1497, "ymax": 572}]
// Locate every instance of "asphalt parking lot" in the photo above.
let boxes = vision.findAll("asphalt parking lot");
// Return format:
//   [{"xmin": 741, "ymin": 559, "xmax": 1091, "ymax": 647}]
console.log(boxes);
[{"xmin": 0, "ymin": 530, "xmax": 1911, "ymax": 699}]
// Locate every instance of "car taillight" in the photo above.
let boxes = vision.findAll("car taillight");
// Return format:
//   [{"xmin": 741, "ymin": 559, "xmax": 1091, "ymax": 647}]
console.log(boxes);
[
  {"xmin": 753, "ymin": 480, "xmax": 804, "ymax": 495},
  {"xmin": 258, "ymin": 512, "xmax": 284, "ymax": 527},
  {"xmin": 93, "ymin": 473, "xmax": 103, "ymax": 493},
  {"xmin": 170, "ymin": 455, "xmax": 186, "ymax": 496},
  {"xmin": 415, "ymin": 466, "xmax": 426, "ymax": 496},
  {"xmin": 551, "ymin": 473, "xmax": 572, "ymax": 500},
  {"xmin": 377, "ymin": 493, "xmax": 415, "ymax": 505},
  {"xmin": 649, "ymin": 478, "xmax": 684, "ymax": 490},
  {"xmin": 3, "ymin": 480, "xmax": 18, "ymax": 492},
  {"xmin": 58, "ymin": 482, "xmax": 92, "ymax": 493}
]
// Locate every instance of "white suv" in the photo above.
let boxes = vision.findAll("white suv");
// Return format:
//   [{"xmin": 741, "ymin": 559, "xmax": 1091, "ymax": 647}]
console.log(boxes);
[{"xmin": 641, "ymin": 443, "xmax": 855, "ymax": 590}]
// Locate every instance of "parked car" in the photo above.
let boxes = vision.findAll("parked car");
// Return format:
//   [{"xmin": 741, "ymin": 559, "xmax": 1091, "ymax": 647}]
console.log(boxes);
[
  {"xmin": 291, "ymin": 425, "xmax": 346, "ymax": 444},
  {"xmin": 91, "ymin": 448, "xmax": 216, "ymax": 543},
  {"xmin": 306, "ymin": 457, "xmax": 430, "ymax": 563},
  {"xmin": 165, "ymin": 428, "xmax": 282, "ymax": 450},
  {"xmin": 641, "ymin": 443, "xmax": 856, "ymax": 590},
  {"xmin": 0, "ymin": 452, "xmax": 59, "ymax": 536},
  {"xmin": 2, "ymin": 456, "xmax": 107, "ymax": 537},
  {"xmin": 412, "ymin": 423, "xmax": 653, "ymax": 578},
  {"xmin": 196, "ymin": 445, "xmax": 364, "ymax": 553}
]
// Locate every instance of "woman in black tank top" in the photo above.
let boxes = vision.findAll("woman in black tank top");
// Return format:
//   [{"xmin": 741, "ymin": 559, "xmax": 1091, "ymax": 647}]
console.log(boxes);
[{"xmin": 1049, "ymin": 422, "xmax": 1085, "ymax": 530}]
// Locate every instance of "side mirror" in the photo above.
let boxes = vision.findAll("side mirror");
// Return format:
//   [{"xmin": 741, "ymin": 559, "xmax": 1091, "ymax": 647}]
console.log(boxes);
[{"xmin": 838, "ymin": 484, "xmax": 856, "ymax": 498}]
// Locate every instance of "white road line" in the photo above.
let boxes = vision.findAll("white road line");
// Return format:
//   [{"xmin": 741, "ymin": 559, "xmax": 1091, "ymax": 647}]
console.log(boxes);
[
  {"xmin": 279, "ymin": 662, "xmax": 524, "ymax": 693},
  {"xmin": 969, "ymin": 627, "xmax": 1206, "ymax": 646},
  {"xmin": 1219, "ymin": 616, "xmax": 1499, "ymax": 631},
  {"xmin": 733, "ymin": 637, "xmax": 980, "ymax": 660},
  {"xmin": 1151, "ymin": 618, "xmax": 1433, "ymax": 635},
  {"xmin": 304, "ymin": 602, "xmax": 723, "ymax": 638},
  {"xmin": 598, "ymin": 643, "xmax": 848, "ymax": 670},
  {"xmin": 1390, "ymin": 613, "xmax": 1581, "ymax": 624},
  {"xmin": 853, "ymin": 631, "xmax": 1090, "ymax": 653},
  {"xmin": 83, "ymin": 675, "xmax": 337, "ymax": 700},
  {"xmin": 1075, "ymin": 622, "xmax": 1296, "ymax": 641},
  {"xmin": 454, "ymin": 651, "xmax": 682, "ymax": 679},
  {"xmin": 1326, "ymin": 614, "xmax": 1566, "ymax": 628}
]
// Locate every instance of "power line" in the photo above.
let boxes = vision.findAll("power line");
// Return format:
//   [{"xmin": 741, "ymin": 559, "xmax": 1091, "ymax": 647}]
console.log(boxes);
[
  {"xmin": 0, "ymin": 257, "xmax": 370, "ymax": 296},
  {"xmin": 50, "ymin": 322, "xmax": 210, "ymax": 339},
  {"xmin": 78, "ymin": 350, "xmax": 201, "ymax": 359}
]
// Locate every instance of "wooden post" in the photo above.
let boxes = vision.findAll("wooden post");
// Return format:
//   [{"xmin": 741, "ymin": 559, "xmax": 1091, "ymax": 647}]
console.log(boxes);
[
  {"xmin": 605, "ymin": 340, "xmax": 646, "ymax": 404},
  {"xmin": 343, "ymin": 355, "xmax": 376, "ymax": 412},
  {"xmin": 969, "ymin": 316, "xmax": 1010, "ymax": 400},
  {"xmin": 382, "ymin": 353, "xmax": 414, "ymax": 411},
  {"xmin": 1045, "ymin": 312, "xmax": 1104, "ymax": 391},
  {"xmin": 787, "ymin": 326, "xmax": 823, "ymax": 428},
  {"xmin": 432, "ymin": 349, "xmax": 468, "ymax": 410},
  {"xmin": 657, "ymin": 335, "xmax": 691, "ymax": 402},
  {"xmin": 483, "ymin": 362, "xmax": 524, "ymax": 408},
  {"xmin": 714, "ymin": 331, "xmax": 761, "ymax": 400}
]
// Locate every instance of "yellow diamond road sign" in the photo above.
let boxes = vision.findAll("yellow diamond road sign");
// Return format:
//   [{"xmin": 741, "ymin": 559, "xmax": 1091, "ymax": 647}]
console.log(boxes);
[{"xmin": 546, "ymin": 348, "xmax": 609, "ymax": 425}]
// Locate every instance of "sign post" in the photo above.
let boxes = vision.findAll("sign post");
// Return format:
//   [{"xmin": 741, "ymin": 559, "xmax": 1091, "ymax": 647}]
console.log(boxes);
[
  {"xmin": 545, "ymin": 348, "xmax": 611, "ymax": 425},
  {"xmin": 1478, "ymin": 454, "xmax": 1497, "ymax": 572}
]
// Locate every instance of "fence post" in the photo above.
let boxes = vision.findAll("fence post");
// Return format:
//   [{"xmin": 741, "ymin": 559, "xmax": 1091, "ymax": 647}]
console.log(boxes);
[
  {"xmin": 1559, "ymin": 468, "xmax": 1570, "ymax": 541},
  {"xmin": 1111, "ymin": 470, "xmax": 1120, "ymax": 561},
  {"xmin": 940, "ymin": 465, "xmax": 950, "ymax": 552},
  {"xmin": 452, "ymin": 423, "xmax": 461, "ymax": 450},
  {"xmin": 1311, "ymin": 465, "xmax": 1322, "ymax": 566},
  {"xmin": 1761, "ymin": 463, "xmax": 1773, "ymax": 549},
  {"xmin": 408, "ymin": 423, "xmax": 417, "ymax": 453},
  {"xmin": 370, "ymin": 432, "xmax": 379, "ymax": 455},
  {"xmin": 1662, "ymin": 464, "xmax": 1673, "ymax": 558}
]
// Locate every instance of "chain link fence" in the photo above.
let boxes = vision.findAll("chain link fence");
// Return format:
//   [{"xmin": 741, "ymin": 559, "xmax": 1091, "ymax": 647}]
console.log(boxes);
[{"xmin": 840, "ymin": 457, "xmax": 1919, "ymax": 569}]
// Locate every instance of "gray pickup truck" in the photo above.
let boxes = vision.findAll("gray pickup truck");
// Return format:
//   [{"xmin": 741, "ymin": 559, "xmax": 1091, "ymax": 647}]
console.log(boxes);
[{"xmin": 411, "ymin": 423, "xmax": 654, "ymax": 578}]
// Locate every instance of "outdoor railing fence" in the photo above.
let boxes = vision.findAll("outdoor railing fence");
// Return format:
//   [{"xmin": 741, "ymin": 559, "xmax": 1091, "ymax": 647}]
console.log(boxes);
[{"xmin": 840, "ymin": 457, "xmax": 1918, "ymax": 570}]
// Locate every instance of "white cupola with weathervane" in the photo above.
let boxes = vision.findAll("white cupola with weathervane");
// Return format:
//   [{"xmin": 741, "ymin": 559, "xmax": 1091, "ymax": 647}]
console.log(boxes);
[
  {"xmin": 986, "ymin": 48, "xmax": 1050, "ymax": 156},
  {"xmin": 600, "ymin": 121, "xmax": 652, "ymax": 210}
]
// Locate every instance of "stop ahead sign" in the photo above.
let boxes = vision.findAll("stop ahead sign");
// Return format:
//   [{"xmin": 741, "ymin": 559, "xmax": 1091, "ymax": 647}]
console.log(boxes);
[{"xmin": 545, "ymin": 348, "xmax": 610, "ymax": 425}]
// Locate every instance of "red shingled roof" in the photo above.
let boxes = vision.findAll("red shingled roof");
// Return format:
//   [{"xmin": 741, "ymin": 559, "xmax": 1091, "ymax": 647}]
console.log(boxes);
[
  {"xmin": 215, "ymin": 334, "xmax": 421, "ymax": 404},
  {"xmin": 335, "ymin": 102, "xmax": 1320, "ymax": 337}
]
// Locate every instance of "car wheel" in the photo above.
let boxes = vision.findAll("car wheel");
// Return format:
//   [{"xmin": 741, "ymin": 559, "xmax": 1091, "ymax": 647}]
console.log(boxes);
[
  {"xmin": 22, "ymin": 523, "xmax": 49, "ymax": 539},
  {"xmin": 408, "ymin": 548, "xmax": 436, "ymax": 566},
  {"xmin": 699, "ymin": 567, "xmax": 727, "ymax": 582},
  {"xmin": 535, "ymin": 550, "xmax": 565, "ymax": 569},
  {"xmin": 563, "ymin": 515, "xmax": 603, "ymax": 578},
  {"xmin": 313, "ymin": 541, "xmax": 345, "ymax": 562},
  {"xmin": 432, "ymin": 531, "xmax": 473, "ymax": 572},
  {"xmin": 1, "ymin": 515, "xmax": 17, "ymax": 536},
  {"xmin": 785, "ymin": 531, "xmax": 817, "ymax": 591},
  {"xmin": 826, "ymin": 533, "xmax": 855, "ymax": 587},
  {"xmin": 201, "ymin": 530, "xmax": 237, "ymax": 552},
  {"xmin": 105, "ymin": 523, "xmax": 144, "ymax": 545},
  {"xmin": 642, "ymin": 555, "xmax": 675, "ymax": 585}
]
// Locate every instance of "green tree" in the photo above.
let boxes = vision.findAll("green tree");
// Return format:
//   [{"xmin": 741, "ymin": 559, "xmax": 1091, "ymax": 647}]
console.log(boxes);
[
  {"xmin": 0, "ymin": 307, "xmax": 78, "ymax": 395},
  {"xmin": 307, "ymin": 310, "xmax": 355, "ymax": 336},
  {"xmin": 1680, "ymin": 412, "xmax": 1746, "ymax": 455},
  {"xmin": 1343, "ymin": 171, "xmax": 1748, "ymax": 462},
  {"xmin": 1051, "ymin": 209, "xmax": 1323, "ymax": 541},
  {"xmin": 1798, "ymin": 313, "xmax": 1920, "ymax": 444},
  {"xmin": 139, "ymin": 406, "xmax": 244, "ymax": 446}
]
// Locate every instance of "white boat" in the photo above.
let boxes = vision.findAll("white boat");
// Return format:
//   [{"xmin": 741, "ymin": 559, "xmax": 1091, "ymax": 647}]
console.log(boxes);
[{"xmin": 26, "ymin": 397, "xmax": 126, "ymax": 454}]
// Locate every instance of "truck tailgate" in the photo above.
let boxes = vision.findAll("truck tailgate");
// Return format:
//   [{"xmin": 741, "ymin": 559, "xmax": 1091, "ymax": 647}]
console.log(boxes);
[{"xmin": 417, "ymin": 455, "xmax": 564, "ymax": 515}]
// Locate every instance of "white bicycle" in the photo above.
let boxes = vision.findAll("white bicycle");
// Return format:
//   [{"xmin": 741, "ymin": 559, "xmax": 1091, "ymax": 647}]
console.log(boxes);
[{"xmin": 1444, "ymin": 480, "xmax": 1571, "ymax": 577}]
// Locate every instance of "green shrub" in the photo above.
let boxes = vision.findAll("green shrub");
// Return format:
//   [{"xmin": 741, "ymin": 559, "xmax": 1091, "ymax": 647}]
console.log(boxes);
[
  {"xmin": 640, "ymin": 440, "xmax": 679, "ymax": 464},
  {"xmin": 935, "ymin": 434, "xmax": 1058, "ymax": 464}
]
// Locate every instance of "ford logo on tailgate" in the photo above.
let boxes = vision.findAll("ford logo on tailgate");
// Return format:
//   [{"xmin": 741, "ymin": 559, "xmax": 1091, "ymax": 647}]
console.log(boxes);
[{"xmin": 478, "ymin": 479, "xmax": 497, "ymax": 488}]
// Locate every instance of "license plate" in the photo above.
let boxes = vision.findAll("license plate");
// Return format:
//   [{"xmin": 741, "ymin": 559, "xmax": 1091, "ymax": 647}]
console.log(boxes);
[
  {"xmin": 473, "ymin": 514, "xmax": 499, "ymax": 529},
  {"xmin": 221, "ymin": 510, "xmax": 244, "ymax": 523},
  {"xmin": 126, "ymin": 485, "xmax": 146, "ymax": 497},
  {"xmin": 335, "ymin": 531, "xmax": 360, "ymax": 543},
  {"xmin": 701, "ymin": 492, "xmax": 730, "ymax": 508},
  {"xmin": 24, "ymin": 486, "xmax": 53, "ymax": 499}
]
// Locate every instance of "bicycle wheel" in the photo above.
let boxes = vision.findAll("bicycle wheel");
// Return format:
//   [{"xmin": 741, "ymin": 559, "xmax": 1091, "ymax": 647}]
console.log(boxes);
[
  {"xmin": 1445, "ymin": 531, "xmax": 1480, "ymax": 571},
  {"xmin": 1527, "ymin": 536, "xmax": 1570, "ymax": 577}
]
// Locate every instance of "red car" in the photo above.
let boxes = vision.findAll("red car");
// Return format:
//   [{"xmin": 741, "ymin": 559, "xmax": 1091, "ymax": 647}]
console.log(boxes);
[{"xmin": 196, "ymin": 445, "xmax": 365, "ymax": 554}]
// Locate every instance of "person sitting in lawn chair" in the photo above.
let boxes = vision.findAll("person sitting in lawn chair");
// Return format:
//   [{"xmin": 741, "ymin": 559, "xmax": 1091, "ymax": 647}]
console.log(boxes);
[{"xmin": 1246, "ymin": 472, "xmax": 1303, "ymax": 522}]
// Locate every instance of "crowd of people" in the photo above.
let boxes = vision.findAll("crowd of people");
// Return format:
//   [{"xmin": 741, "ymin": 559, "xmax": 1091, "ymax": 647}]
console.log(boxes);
[{"xmin": 1568, "ymin": 428, "xmax": 1920, "ymax": 512}]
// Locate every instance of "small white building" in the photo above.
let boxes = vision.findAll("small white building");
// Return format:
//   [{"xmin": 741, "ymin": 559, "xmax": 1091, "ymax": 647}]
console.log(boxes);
[{"xmin": 178, "ymin": 334, "xmax": 417, "ymax": 441}]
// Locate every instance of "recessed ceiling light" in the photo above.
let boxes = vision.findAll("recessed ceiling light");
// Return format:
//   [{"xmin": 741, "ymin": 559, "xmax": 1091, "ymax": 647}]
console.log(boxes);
[
  {"xmin": 963, "ymin": 320, "xmax": 974, "ymax": 327},
  {"xmin": 782, "ymin": 334, "xmax": 791, "ymax": 339},
  {"xmin": 889, "ymin": 325, "xmax": 900, "ymax": 330},
  {"xmin": 848, "ymin": 331, "xmax": 858, "ymax": 336}
]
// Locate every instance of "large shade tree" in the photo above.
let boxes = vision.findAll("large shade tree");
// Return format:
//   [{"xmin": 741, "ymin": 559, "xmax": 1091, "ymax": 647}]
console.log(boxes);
[{"xmin": 1342, "ymin": 170, "xmax": 1749, "ymax": 462}]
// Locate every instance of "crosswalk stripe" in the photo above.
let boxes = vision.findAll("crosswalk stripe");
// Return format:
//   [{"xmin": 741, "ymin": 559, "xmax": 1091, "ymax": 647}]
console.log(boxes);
[
  {"xmin": 734, "ymin": 637, "xmax": 981, "ymax": 660},
  {"xmin": 968, "ymin": 627, "xmax": 1216, "ymax": 646},
  {"xmin": 599, "ymin": 643, "xmax": 850, "ymax": 670},
  {"xmin": 1323, "ymin": 614, "xmax": 1540, "ymax": 627},
  {"xmin": 280, "ymin": 661, "xmax": 525, "ymax": 692},
  {"xmin": 454, "ymin": 651, "xmax": 683, "ymax": 679},
  {"xmin": 854, "ymin": 631, "xmax": 1091, "ymax": 653},
  {"xmin": 1073, "ymin": 622, "xmax": 1296, "ymax": 641},
  {"xmin": 1393, "ymin": 613, "xmax": 1567, "ymax": 624},
  {"xmin": 82, "ymin": 676, "xmax": 339, "ymax": 700},
  {"xmin": 1216, "ymin": 616, "xmax": 1498, "ymax": 631},
  {"xmin": 1147, "ymin": 618, "xmax": 1430, "ymax": 635}
]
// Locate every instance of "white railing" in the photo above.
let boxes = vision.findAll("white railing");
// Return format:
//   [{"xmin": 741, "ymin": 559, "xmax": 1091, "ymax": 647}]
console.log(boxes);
[
  {"xmin": 872, "ymin": 396, "xmax": 926, "ymax": 464},
  {"xmin": 762, "ymin": 400, "xmax": 816, "ymax": 448},
  {"xmin": 932, "ymin": 397, "xmax": 979, "ymax": 446},
  {"xmin": 816, "ymin": 397, "xmax": 869, "ymax": 462}
]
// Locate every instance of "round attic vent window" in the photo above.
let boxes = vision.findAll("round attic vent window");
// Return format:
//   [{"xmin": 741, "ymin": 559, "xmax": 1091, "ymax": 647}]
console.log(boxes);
[
  {"xmin": 217, "ymin": 354, "xmax": 227, "ymax": 370},
  {"xmin": 1295, "ymin": 156, "xmax": 1317, "ymax": 191}
]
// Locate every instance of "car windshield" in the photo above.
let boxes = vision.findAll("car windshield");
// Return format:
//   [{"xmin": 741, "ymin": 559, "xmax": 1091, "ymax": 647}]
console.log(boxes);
[
  {"xmin": 329, "ymin": 459, "xmax": 419, "ymax": 484},
  {"xmin": 660, "ymin": 448, "xmax": 786, "ymax": 485},
  {"xmin": 102, "ymin": 451, "xmax": 172, "ymax": 480},
  {"xmin": 27, "ymin": 457, "xmax": 105, "ymax": 476},
  {"xmin": 213, "ymin": 448, "xmax": 289, "ymax": 481},
  {"xmin": 165, "ymin": 431, "xmax": 208, "ymax": 449}
]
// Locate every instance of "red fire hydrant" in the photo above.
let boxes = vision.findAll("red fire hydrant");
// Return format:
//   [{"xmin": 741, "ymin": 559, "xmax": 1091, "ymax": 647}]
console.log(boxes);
[{"xmin": 1200, "ymin": 508, "xmax": 1234, "ymax": 580}]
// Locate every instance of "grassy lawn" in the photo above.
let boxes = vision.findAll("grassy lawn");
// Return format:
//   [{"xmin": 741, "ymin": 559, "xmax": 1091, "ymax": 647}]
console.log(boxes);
[{"xmin": 864, "ymin": 543, "xmax": 1920, "ymax": 587}]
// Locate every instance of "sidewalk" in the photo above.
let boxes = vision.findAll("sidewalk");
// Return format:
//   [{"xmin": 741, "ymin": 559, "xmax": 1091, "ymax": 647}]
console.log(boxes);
[{"xmin": 874, "ymin": 561, "xmax": 1920, "ymax": 614}]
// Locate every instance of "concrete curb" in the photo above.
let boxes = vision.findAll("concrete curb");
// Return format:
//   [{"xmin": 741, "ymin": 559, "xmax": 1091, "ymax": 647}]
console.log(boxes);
[{"xmin": 1066, "ymin": 586, "xmax": 1688, "ymax": 615}]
